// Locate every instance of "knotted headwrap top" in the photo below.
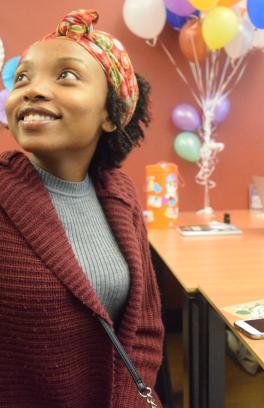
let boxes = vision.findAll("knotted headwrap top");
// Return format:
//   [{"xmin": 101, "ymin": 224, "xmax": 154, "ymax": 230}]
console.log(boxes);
[{"xmin": 43, "ymin": 9, "xmax": 139, "ymax": 127}]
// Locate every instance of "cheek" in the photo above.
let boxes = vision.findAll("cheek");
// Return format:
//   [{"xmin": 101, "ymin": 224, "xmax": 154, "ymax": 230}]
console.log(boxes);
[
  {"xmin": 5, "ymin": 93, "xmax": 18, "ymax": 121},
  {"xmin": 5, "ymin": 99, "xmax": 12, "ymax": 119},
  {"xmin": 66, "ymin": 104, "xmax": 105, "ymax": 130},
  {"xmin": 65, "ymin": 88, "xmax": 107, "ymax": 118}
]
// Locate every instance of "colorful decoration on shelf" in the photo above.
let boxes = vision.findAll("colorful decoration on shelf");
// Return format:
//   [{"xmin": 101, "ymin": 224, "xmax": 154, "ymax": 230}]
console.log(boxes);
[
  {"xmin": 123, "ymin": 0, "xmax": 263, "ymax": 214},
  {"xmin": 145, "ymin": 162, "xmax": 179, "ymax": 228}
]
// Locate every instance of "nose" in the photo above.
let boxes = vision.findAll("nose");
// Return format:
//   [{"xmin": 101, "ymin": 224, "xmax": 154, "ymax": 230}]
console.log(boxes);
[{"xmin": 23, "ymin": 79, "xmax": 53, "ymax": 102}]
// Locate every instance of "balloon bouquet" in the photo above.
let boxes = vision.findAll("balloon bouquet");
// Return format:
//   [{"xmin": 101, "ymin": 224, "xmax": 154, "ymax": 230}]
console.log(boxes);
[{"xmin": 123, "ymin": 0, "xmax": 264, "ymax": 214}]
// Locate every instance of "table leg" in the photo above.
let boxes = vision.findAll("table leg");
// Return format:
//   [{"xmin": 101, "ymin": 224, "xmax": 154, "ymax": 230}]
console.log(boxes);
[
  {"xmin": 183, "ymin": 293, "xmax": 225, "ymax": 408},
  {"xmin": 183, "ymin": 293, "xmax": 201, "ymax": 408},
  {"xmin": 207, "ymin": 305, "xmax": 226, "ymax": 408}
]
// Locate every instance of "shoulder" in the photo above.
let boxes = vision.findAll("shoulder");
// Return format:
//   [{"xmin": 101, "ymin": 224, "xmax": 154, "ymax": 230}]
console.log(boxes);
[
  {"xmin": 94, "ymin": 168, "xmax": 141, "ymax": 210},
  {"xmin": 0, "ymin": 150, "xmax": 44, "ymax": 205},
  {"xmin": 0, "ymin": 150, "xmax": 25, "ymax": 172},
  {"xmin": 107, "ymin": 168, "xmax": 147, "ymax": 231},
  {"xmin": 0, "ymin": 151, "xmax": 17, "ymax": 184},
  {"xmin": 109, "ymin": 168, "xmax": 139, "ymax": 199},
  {"xmin": 0, "ymin": 150, "xmax": 15, "ymax": 168},
  {"xmin": 0, "ymin": 151, "xmax": 32, "ymax": 193}
]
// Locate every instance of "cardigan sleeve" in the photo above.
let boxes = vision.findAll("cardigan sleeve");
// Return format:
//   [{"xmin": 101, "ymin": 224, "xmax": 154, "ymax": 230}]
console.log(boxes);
[
  {"xmin": 99, "ymin": 170, "xmax": 165, "ymax": 407},
  {"xmin": 113, "ymin": 194, "xmax": 165, "ymax": 407},
  {"xmin": 134, "ymin": 205, "xmax": 165, "ymax": 384}
]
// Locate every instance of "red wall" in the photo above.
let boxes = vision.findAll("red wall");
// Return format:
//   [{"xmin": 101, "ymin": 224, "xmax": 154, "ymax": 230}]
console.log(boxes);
[{"xmin": 1, "ymin": 0, "xmax": 264, "ymax": 211}]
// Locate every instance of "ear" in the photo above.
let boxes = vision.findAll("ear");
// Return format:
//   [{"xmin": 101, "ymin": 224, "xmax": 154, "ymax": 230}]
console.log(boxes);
[{"xmin": 101, "ymin": 112, "xmax": 117, "ymax": 133}]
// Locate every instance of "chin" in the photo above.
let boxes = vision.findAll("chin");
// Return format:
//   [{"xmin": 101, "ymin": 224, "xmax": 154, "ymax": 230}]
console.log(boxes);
[{"xmin": 16, "ymin": 135, "xmax": 55, "ymax": 153}]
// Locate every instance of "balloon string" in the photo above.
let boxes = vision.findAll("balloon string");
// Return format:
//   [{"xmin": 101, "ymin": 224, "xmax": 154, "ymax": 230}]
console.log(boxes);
[
  {"xmin": 217, "ymin": 53, "xmax": 247, "ymax": 97},
  {"xmin": 216, "ymin": 53, "xmax": 231, "ymax": 97},
  {"xmin": 190, "ymin": 36, "xmax": 204, "ymax": 98},
  {"xmin": 205, "ymin": 55, "xmax": 209, "ymax": 99},
  {"xmin": 145, "ymin": 37, "xmax": 158, "ymax": 47},
  {"xmin": 158, "ymin": 39, "xmax": 202, "ymax": 108},
  {"xmin": 158, "ymin": 36, "xmax": 249, "ymax": 211},
  {"xmin": 190, "ymin": 62, "xmax": 204, "ymax": 102},
  {"xmin": 210, "ymin": 51, "xmax": 220, "ymax": 98}
]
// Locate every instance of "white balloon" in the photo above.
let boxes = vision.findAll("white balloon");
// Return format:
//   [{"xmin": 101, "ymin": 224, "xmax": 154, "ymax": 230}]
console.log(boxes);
[
  {"xmin": 123, "ymin": 0, "xmax": 166, "ymax": 40},
  {"xmin": 225, "ymin": 19, "xmax": 254, "ymax": 59},
  {"xmin": 232, "ymin": 0, "xmax": 247, "ymax": 18},
  {"xmin": 253, "ymin": 30, "xmax": 264, "ymax": 50}
]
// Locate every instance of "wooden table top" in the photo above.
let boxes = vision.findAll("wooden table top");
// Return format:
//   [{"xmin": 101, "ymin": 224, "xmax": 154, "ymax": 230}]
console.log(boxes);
[{"xmin": 148, "ymin": 210, "xmax": 264, "ymax": 368}]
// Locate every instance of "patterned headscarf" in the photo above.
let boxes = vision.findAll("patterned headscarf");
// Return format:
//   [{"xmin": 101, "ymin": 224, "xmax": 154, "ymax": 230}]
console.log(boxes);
[{"xmin": 43, "ymin": 9, "xmax": 139, "ymax": 128}]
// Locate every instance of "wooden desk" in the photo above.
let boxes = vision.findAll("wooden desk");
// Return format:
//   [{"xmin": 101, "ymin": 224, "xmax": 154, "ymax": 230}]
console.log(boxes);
[{"xmin": 148, "ymin": 210, "xmax": 264, "ymax": 408}]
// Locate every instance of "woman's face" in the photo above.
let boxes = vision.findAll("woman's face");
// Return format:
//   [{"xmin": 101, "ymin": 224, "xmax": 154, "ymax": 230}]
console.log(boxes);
[{"xmin": 6, "ymin": 39, "xmax": 112, "ymax": 159}]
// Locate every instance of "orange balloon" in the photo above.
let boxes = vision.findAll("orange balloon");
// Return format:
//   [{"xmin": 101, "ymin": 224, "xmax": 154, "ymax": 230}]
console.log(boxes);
[
  {"xmin": 179, "ymin": 19, "xmax": 208, "ymax": 63},
  {"xmin": 218, "ymin": 0, "xmax": 240, "ymax": 6}
]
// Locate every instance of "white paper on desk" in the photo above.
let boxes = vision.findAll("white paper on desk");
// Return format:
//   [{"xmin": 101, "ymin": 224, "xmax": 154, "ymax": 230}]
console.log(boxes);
[
  {"xmin": 177, "ymin": 221, "xmax": 242, "ymax": 237},
  {"xmin": 223, "ymin": 298, "xmax": 264, "ymax": 319},
  {"xmin": 253, "ymin": 176, "xmax": 264, "ymax": 210}
]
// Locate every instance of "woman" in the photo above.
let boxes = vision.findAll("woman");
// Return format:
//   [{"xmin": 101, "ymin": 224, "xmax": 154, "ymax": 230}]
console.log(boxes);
[{"xmin": 0, "ymin": 9, "xmax": 164, "ymax": 408}]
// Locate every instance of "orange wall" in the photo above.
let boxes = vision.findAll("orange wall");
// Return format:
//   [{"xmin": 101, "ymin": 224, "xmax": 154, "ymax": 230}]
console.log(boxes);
[{"xmin": 1, "ymin": 0, "xmax": 264, "ymax": 211}]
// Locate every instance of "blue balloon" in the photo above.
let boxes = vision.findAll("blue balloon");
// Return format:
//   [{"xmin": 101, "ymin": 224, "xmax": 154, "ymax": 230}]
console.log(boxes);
[
  {"xmin": 248, "ymin": 0, "xmax": 264, "ymax": 29},
  {"xmin": 2, "ymin": 56, "xmax": 21, "ymax": 91},
  {"xmin": 166, "ymin": 8, "xmax": 187, "ymax": 30},
  {"xmin": 166, "ymin": 8, "xmax": 200, "ymax": 31}
]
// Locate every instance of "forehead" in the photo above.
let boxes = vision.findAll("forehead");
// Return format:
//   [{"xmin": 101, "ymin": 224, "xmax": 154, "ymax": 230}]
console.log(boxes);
[{"xmin": 20, "ymin": 38, "xmax": 106, "ymax": 78}]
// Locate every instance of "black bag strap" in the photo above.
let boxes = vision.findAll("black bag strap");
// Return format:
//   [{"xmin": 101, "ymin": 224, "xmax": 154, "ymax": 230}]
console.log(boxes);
[{"xmin": 97, "ymin": 316, "xmax": 159, "ymax": 407}]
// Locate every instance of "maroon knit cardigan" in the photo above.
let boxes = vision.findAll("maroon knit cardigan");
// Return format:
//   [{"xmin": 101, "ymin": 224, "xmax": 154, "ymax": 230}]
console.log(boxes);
[{"xmin": 0, "ymin": 151, "xmax": 164, "ymax": 408}]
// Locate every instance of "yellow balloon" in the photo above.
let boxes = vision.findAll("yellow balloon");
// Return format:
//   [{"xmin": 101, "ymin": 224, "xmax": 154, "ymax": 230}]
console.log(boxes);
[
  {"xmin": 202, "ymin": 7, "xmax": 238, "ymax": 50},
  {"xmin": 189, "ymin": 0, "xmax": 219, "ymax": 11},
  {"xmin": 218, "ymin": 0, "xmax": 240, "ymax": 6}
]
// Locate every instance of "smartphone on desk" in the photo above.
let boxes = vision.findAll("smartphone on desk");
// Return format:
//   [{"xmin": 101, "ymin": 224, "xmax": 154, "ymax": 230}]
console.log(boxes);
[{"xmin": 234, "ymin": 318, "xmax": 264, "ymax": 339}]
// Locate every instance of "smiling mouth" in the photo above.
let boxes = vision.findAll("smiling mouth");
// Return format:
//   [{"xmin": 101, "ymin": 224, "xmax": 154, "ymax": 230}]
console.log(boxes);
[
  {"xmin": 17, "ymin": 108, "xmax": 62, "ymax": 124},
  {"xmin": 21, "ymin": 114, "xmax": 59, "ymax": 123}
]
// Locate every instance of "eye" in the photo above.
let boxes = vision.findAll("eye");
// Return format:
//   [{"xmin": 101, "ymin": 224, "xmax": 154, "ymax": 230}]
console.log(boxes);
[
  {"xmin": 59, "ymin": 70, "xmax": 78, "ymax": 80},
  {"xmin": 14, "ymin": 72, "xmax": 28, "ymax": 83}
]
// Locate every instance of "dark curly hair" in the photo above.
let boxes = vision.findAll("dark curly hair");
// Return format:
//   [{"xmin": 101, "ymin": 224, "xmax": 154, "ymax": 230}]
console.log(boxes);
[{"xmin": 89, "ymin": 73, "xmax": 151, "ymax": 178}]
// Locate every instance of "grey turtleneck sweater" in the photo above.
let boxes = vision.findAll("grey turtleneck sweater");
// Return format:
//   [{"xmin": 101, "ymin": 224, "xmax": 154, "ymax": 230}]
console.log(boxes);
[{"xmin": 32, "ymin": 163, "xmax": 130, "ymax": 321}]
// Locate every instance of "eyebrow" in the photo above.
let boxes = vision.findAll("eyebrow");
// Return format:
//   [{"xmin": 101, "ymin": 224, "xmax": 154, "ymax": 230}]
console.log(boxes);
[
  {"xmin": 56, "ymin": 57, "xmax": 88, "ymax": 67},
  {"xmin": 19, "ymin": 57, "xmax": 88, "ymax": 68}
]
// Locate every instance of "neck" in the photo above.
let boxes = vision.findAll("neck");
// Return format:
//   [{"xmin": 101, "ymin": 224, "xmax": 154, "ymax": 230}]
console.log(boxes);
[{"xmin": 29, "ymin": 152, "xmax": 92, "ymax": 182}]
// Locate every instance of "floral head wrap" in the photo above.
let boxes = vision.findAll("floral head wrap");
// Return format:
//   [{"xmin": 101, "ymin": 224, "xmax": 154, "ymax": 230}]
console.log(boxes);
[{"xmin": 43, "ymin": 9, "xmax": 139, "ymax": 128}]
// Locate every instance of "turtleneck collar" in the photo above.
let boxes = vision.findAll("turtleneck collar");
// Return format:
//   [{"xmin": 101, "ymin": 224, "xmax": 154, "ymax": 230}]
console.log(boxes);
[{"xmin": 31, "ymin": 161, "xmax": 91, "ymax": 197}]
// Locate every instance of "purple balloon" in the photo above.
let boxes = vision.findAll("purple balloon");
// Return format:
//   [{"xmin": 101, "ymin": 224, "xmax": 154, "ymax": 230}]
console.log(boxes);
[
  {"xmin": 213, "ymin": 95, "xmax": 231, "ymax": 124},
  {"xmin": 172, "ymin": 103, "xmax": 201, "ymax": 131},
  {"xmin": 0, "ymin": 89, "xmax": 9, "ymax": 125},
  {"xmin": 164, "ymin": 0, "xmax": 196, "ymax": 17}
]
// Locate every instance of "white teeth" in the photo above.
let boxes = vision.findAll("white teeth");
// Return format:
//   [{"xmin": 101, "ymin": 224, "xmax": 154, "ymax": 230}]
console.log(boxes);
[{"xmin": 23, "ymin": 114, "xmax": 56, "ymax": 122}]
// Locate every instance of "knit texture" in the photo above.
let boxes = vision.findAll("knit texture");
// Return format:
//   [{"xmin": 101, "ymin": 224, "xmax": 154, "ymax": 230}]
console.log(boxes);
[
  {"xmin": 32, "ymin": 162, "xmax": 130, "ymax": 321},
  {"xmin": 0, "ymin": 151, "xmax": 164, "ymax": 408}
]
